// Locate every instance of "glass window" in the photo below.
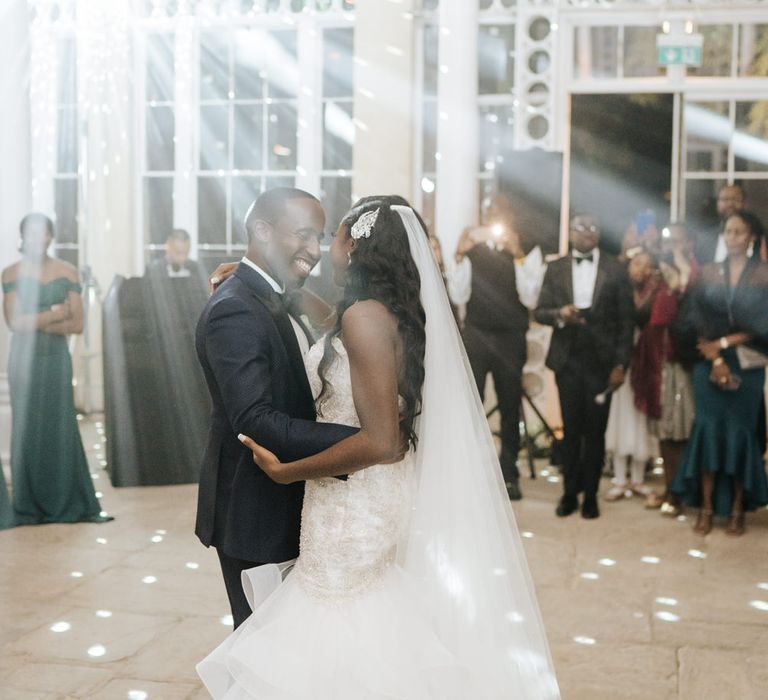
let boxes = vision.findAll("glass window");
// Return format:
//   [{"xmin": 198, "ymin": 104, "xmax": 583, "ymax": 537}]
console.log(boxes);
[
  {"xmin": 233, "ymin": 104, "xmax": 265, "ymax": 170},
  {"xmin": 144, "ymin": 176, "xmax": 174, "ymax": 245},
  {"xmin": 197, "ymin": 176, "xmax": 227, "ymax": 245},
  {"xmin": 684, "ymin": 101, "xmax": 730, "ymax": 172},
  {"xmin": 623, "ymin": 26, "xmax": 663, "ymax": 78},
  {"xmin": 231, "ymin": 175, "xmax": 263, "ymax": 243},
  {"xmin": 267, "ymin": 103, "xmax": 298, "ymax": 171},
  {"xmin": 422, "ymin": 99, "xmax": 437, "ymax": 174},
  {"xmin": 57, "ymin": 106, "xmax": 78, "ymax": 175},
  {"xmin": 321, "ymin": 27, "xmax": 354, "ymax": 236},
  {"xmin": 199, "ymin": 105, "xmax": 229, "ymax": 171},
  {"xmin": 323, "ymin": 28, "xmax": 354, "ymax": 99},
  {"xmin": 689, "ymin": 25, "xmax": 733, "ymax": 77},
  {"xmin": 200, "ymin": 31, "xmax": 230, "ymax": 101},
  {"xmin": 147, "ymin": 105, "xmax": 175, "ymax": 171},
  {"xmin": 574, "ymin": 27, "xmax": 619, "ymax": 80},
  {"xmin": 734, "ymin": 100, "xmax": 768, "ymax": 173},
  {"xmin": 320, "ymin": 176, "xmax": 352, "ymax": 234},
  {"xmin": 423, "ymin": 24, "xmax": 439, "ymax": 99},
  {"xmin": 233, "ymin": 29, "xmax": 265, "ymax": 100},
  {"xmin": 54, "ymin": 35, "xmax": 79, "ymax": 265},
  {"xmin": 54, "ymin": 178, "xmax": 78, "ymax": 245},
  {"xmin": 57, "ymin": 37, "xmax": 77, "ymax": 106},
  {"xmin": 479, "ymin": 104, "xmax": 514, "ymax": 172},
  {"xmin": 479, "ymin": 24, "xmax": 515, "ymax": 95},
  {"xmin": 323, "ymin": 101, "xmax": 353, "ymax": 171},
  {"xmin": 264, "ymin": 30, "xmax": 299, "ymax": 99},
  {"xmin": 739, "ymin": 24, "xmax": 768, "ymax": 77},
  {"xmin": 146, "ymin": 33, "xmax": 175, "ymax": 103}
]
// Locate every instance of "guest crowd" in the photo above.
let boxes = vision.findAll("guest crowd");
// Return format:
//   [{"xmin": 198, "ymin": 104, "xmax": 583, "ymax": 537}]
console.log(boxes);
[
  {"xmin": 447, "ymin": 182, "xmax": 768, "ymax": 536},
  {"xmin": 1, "ymin": 181, "xmax": 766, "ymax": 539}
]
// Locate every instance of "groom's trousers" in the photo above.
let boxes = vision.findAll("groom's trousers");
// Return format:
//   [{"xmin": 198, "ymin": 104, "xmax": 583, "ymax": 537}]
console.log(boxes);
[{"xmin": 217, "ymin": 549, "xmax": 264, "ymax": 629}]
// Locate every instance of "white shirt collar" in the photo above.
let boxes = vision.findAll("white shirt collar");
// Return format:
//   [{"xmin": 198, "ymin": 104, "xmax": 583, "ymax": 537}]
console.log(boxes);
[{"xmin": 241, "ymin": 256, "xmax": 285, "ymax": 294}]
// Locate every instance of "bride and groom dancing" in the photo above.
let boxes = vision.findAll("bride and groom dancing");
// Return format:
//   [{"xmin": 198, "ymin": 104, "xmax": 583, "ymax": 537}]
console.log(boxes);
[{"xmin": 194, "ymin": 187, "xmax": 560, "ymax": 698}]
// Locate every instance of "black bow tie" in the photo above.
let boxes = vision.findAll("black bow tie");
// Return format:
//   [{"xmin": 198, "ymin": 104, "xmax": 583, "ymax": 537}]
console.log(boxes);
[{"xmin": 574, "ymin": 254, "xmax": 594, "ymax": 264}]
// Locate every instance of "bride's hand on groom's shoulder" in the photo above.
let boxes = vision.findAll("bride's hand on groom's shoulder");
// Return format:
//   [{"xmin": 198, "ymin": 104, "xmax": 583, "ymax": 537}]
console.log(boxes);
[
  {"xmin": 238, "ymin": 434, "xmax": 290, "ymax": 484},
  {"xmin": 209, "ymin": 262, "xmax": 239, "ymax": 293}
]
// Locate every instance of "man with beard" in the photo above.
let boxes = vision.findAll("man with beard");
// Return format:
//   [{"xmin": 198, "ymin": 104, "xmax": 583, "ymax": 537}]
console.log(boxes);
[{"xmin": 694, "ymin": 183, "xmax": 746, "ymax": 265}]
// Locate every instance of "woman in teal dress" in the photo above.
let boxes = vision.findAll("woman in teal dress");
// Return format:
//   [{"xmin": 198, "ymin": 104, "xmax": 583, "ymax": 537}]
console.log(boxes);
[
  {"xmin": 2, "ymin": 213, "xmax": 110, "ymax": 525},
  {"xmin": 672, "ymin": 210, "xmax": 768, "ymax": 536}
]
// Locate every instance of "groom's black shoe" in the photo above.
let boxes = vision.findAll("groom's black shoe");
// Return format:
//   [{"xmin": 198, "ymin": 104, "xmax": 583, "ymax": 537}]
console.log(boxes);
[
  {"xmin": 506, "ymin": 479, "xmax": 523, "ymax": 501},
  {"xmin": 555, "ymin": 494, "xmax": 578, "ymax": 517},
  {"xmin": 581, "ymin": 495, "xmax": 600, "ymax": 519}
]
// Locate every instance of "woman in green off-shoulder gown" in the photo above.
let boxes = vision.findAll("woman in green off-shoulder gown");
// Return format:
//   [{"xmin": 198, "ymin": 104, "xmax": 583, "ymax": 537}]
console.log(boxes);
[{"xmin": 2, "ymin": 213, "xmax": 110, "ymax": 525}]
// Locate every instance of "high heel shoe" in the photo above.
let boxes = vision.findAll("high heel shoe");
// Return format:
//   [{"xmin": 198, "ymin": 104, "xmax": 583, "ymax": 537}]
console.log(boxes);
[
  {"xmin": 725, "ymin": 510, "xmax": 745, "ymax": 537},
  {"xmin": 693, "ymin": 508, "xmax": 713, "ymax": 535}
]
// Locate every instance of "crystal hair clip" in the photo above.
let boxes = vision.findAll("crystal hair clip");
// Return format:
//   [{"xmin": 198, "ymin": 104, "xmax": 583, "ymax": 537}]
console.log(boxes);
[{"xmin": 351, "ymin": 208, "xmax": 379, "ymax": 240}]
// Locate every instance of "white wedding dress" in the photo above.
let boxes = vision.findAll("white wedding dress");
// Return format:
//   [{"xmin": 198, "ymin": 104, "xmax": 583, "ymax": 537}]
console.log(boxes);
[{"xmin": 198, "ymin": 206, "xmax": 559, "ymax": 699}]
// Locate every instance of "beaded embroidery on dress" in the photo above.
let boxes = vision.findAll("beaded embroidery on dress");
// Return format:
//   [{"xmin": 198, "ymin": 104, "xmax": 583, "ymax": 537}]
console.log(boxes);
[{"xmin": 293, "ymin": 337, "xmax": 413, "ymax": 601}]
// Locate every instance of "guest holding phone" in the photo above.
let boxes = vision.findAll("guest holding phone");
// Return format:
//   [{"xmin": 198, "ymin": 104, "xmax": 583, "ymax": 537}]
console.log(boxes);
[
  {"xmin": 671, "ymin": 210, "xmax": 768, "ymax": 536},
  {"xmin": 449, "ymin": 193, "xmax": 545, "ymax": 500}
]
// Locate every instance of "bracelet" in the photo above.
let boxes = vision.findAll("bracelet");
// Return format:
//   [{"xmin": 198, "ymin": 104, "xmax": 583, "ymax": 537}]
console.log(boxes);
[
  {"xmin": 719, "ymin": 336, "xmax": 729, "ymax": 350},
  {"xmin": 712, "ymin": 357, "xmax": 725, "ymax": 367}
]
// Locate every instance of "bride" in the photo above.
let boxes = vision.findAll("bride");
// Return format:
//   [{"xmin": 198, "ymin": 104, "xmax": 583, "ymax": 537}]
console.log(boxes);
[{"xmin": 197, "ymin": 199, "xmax": 560, "ymax": 699}]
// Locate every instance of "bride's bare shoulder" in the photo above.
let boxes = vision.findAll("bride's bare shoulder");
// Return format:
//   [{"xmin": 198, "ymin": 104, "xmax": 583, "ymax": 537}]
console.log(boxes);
[{"xmin": 340, "ymin": 299, "xmax": 398, "ymax": 346}]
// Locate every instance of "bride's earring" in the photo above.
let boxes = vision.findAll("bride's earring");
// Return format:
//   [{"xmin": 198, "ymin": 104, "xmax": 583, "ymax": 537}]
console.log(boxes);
[{"xmin": 347, "ymin": 251, "xmax": 352, "ymax": 266}]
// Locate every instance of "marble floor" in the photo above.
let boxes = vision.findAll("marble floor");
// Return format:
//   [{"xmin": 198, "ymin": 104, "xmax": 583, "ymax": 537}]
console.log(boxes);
[{"xmin": 1, "ymin": 418, "xmax": 767, "ymax": 700}]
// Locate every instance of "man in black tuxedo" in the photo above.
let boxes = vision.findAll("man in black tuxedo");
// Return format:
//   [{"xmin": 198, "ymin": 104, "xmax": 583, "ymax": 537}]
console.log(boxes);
[
  {"xmin": 146, "ymin": 228, "xmax": 208, "ymax": 288},
  {"xmin": 693, "ymin": 183, "xmax": 746, "ymax": 265},
  {"xmin": 534, "ymin": 214, "xmax": 634, "ymax": 519},
  {"xmin": 195, "ymin": 188, "xmax": 357, "ymax": 628}
]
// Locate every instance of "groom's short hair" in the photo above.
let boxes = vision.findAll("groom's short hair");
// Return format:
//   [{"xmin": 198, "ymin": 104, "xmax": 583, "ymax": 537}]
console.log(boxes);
[{"xmin": 244, "ymin": 188, "xmax": 319, "ymax": 243}]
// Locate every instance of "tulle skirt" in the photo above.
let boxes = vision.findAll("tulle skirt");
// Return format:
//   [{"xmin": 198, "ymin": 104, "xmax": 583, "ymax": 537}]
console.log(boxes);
[{"xmin": 198, "ymin": 564, "xmax": 478, "ymax": 699}]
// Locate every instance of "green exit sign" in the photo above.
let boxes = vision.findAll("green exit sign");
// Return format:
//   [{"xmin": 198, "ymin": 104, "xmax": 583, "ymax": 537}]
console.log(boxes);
[{"xmin": 657, "ymin": 34, "xmax": 703, "ymax": 67}]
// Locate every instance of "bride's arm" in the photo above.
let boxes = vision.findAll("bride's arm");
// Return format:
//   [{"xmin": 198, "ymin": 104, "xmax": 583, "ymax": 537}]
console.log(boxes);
[{"xmin": 240, "ymin": 299, "xmax": 404, "ymax": 484}]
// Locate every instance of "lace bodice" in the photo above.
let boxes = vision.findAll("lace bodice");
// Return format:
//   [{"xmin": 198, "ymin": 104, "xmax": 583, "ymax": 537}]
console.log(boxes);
[{"xmin": 294, "ymin": 336, "xmax": 412, "ymax": 601}]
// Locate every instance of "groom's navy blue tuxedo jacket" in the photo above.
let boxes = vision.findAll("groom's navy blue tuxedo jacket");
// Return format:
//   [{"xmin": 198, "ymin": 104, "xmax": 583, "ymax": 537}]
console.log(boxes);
[{"xmin": 195, "ymin": 262, "xmax": 356, "ymax": 563}]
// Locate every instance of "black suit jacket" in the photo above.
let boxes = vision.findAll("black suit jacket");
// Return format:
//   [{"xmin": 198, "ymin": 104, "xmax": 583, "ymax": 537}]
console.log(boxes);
[
  {"xmin": 534, "ymin": 252, "xmax": 634, "ymax": 376},
  {"xmin": 693, "ymin": 225, "xmax": 721, "ymax": 267},
  {"xmin": 195, "ymin": 262, "xmax": 357, "ymax": 562}
]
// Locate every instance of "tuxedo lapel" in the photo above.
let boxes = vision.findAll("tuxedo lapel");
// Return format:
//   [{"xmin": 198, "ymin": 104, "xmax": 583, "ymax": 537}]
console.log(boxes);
[
  {"xmin": 592, "ymin": 255, "xmax": 608, "ymax": 308},
  {"xmin": 271, "ymin": 309, "xmax": 315, "ymax": 406},
  {"xmin": 233, "ymin": 263, "xmax": 315, "ymax": 409},
  {"xmin": 563, "ymin": 255, "xmax": 575, "ymax": 305}
]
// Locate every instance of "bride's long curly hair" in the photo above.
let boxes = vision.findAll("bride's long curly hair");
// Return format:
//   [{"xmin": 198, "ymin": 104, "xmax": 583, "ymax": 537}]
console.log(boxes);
[{"xmin": 317, "ymin": 197, "xmax": 427, "ymax": 448}]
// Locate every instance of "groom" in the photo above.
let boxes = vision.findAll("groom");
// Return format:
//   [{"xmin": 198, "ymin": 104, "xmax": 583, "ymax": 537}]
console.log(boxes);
[{"xmin": 195, "ymin": 188, "xmax": 357, "ymax": 628}]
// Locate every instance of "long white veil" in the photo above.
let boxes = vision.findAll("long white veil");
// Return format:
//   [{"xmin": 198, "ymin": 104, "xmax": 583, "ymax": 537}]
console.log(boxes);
[{"xmin": 393, "ymin": 205, "xmax": 560, "ymax": 698}]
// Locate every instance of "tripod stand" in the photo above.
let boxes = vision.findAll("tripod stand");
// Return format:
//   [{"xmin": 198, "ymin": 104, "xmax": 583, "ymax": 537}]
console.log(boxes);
[{"xmin": 486, "ymin": 388, "xmax": 562, "ymax": 479}]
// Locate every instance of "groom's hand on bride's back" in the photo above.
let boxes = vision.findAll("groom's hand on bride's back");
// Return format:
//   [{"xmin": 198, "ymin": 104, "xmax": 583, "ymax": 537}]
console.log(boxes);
[
  {"xmin": 238, "ymin": 433, "xmax": 292, "ymax": 484},
  {"xmin": 208, "ymin": 261, "xmax": 239, "ymax": 293}
]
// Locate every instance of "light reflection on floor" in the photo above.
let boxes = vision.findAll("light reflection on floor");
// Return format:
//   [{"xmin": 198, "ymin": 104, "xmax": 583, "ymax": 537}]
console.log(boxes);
[{"xmin": 0, "ymin": 416, "xmax": 767, "ymax": 699}]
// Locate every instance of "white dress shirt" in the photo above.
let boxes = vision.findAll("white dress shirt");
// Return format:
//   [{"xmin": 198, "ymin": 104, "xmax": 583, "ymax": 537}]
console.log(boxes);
[
  {"xmin": 714, "ymin": 233, "xmax": 727, "ymax": 263},
  {"xmin": 447, "ymin": 243, "xmax": 546, "ymax": 310},
  {"xmin": 240, "ymin": 257, "xmax": 310, "ymax": 357},
  {"xmin": 571, "ymin": 248, "xmax": 600, "ymax": 310}
]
